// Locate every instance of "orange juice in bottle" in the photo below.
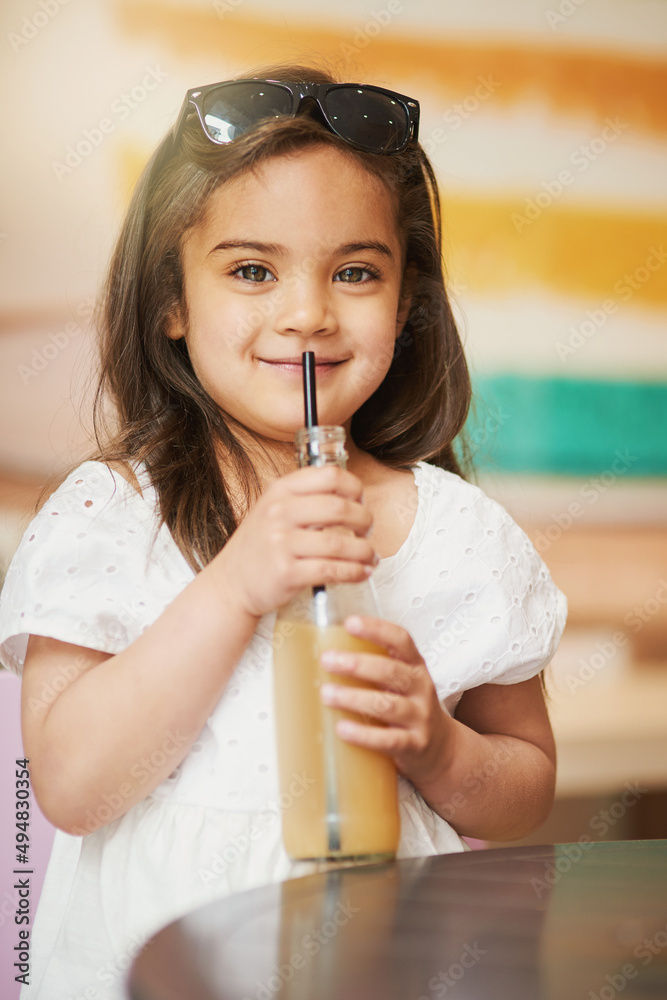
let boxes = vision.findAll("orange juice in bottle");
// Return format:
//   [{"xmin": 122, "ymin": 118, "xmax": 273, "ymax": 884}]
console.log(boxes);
[{"xmin": 272, "ymin": 425, "xmax": 400, "ymax": 861}]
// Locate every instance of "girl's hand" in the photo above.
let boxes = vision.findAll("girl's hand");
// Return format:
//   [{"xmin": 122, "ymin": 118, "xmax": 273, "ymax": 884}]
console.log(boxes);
[
  {"xmin": 213, "ymin": 465, "xmax": 376, "ymax": 619},
  {"xmin": 319, "ymin": 615, "xmax": 454, "ymax": 791}
]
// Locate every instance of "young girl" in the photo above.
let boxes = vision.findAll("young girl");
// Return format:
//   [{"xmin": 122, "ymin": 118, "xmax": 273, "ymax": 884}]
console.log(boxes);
[{"xmin": 0, "ymin": 65, "xmax": 566, "ymax": 999}]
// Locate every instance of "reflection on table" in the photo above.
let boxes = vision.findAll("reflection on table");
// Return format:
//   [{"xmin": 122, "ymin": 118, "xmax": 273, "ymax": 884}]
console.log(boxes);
[{"xmin": 129, "ymin": 840, "xmax": 667, "ymax": 1000}]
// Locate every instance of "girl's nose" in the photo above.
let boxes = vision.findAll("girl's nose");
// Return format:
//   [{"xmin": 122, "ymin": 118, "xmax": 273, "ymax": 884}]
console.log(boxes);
[{"xmin": 273, "ymin": 277, "xmax": 336, "ymax": 338}]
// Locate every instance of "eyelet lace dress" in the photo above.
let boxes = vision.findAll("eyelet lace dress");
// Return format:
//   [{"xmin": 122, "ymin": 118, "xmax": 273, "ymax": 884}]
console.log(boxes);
[{"xmin": 0, "ymin": 460, "xmax": 567, "ymax": 1000}]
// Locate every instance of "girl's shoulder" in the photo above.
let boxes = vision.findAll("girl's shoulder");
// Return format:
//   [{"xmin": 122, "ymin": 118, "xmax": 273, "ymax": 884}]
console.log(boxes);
[
  {"xmin": 417, "ymin": 461, "xmax": 526, "ymax": 535},
  {"xmin": 361, "ymin": 458, "xmax": 521, "ymax": 561},
  {"xmin": 376, "ymin": 461, "xmax": 568, "ymax": 695},
  {"xmin": 410, "ymin": 460, "xmax": 560, "ymax": 585},
  {"xmin": 0, "ymin": 461, "xmax": 191, "ymax": 675},
  {"xmin": 36, "ymin": 459, "xmax": 156, "ymax": 518},
  {"xmin": 15, "ymin": 460, "xmax": 167, "ymax": 581}
]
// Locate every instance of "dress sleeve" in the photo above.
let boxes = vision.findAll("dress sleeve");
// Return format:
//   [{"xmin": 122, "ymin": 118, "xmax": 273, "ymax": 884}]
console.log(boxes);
[
  {"xmin": 0, "ymin": 462, "xmax": 194, "ymax": 678},
  {"xmin": 413, "ymin": 469, "xmax": 568, "ymax": 698}
]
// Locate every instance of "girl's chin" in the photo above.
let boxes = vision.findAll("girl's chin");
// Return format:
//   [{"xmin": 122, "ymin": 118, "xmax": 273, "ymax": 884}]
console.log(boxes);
[{"xmin": 219, "ymin": 403, "xmax": 353, "ymax": 442}]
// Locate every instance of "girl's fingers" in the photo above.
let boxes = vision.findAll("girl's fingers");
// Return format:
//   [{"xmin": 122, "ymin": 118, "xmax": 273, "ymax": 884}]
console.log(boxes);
[
  {"xmin": 321, "ymin": 650, "xmax": 414, "ymax": 693},
  {"xmin": 293, "ymin": 558, "xmax": 374, "ymax": 589},
  {"xmin": 283, "ymin": 494, "xmax": 373, "ymax": 536},
  {"xmin": 342, "ymin": 615, "xmax": 424, "ymax": 664},
  {"xmin": 291, "ymin": 527, "xmax": 377, "ymax": 566},
  {"xmin": 279, "ymin": 464, "xmax": 365, "ymax": 502},
  {"xmin": 334, "ymin": 717, "xmax": 411, "ymax": 754},
  {"xmin": 321, "ymin": 681, "xmax": 411, "ymax": 726}
]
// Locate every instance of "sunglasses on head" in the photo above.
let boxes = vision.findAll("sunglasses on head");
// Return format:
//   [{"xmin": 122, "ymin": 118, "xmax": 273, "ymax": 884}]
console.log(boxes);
[{"xmin": 172, "ymin": 79, "xmax": 420, "ymax": 155}]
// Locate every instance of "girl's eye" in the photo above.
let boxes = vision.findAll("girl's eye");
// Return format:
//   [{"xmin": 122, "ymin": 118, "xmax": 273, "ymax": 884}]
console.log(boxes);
[
  {"xmin": 231, "ymin": 264, "xmax": 275, "ymax": 283},
  {"xmin": 334, "ymin": 266, "xmax": 378, "ymax": 284}
]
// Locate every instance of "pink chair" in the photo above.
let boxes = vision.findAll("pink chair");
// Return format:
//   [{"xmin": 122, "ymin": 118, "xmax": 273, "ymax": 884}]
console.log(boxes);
[{"xmin": 0, "ymin": 671, "xmax": 56, "ymax": 1000}]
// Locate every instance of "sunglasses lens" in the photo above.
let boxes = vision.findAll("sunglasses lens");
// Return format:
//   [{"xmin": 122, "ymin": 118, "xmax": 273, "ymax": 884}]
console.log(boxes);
[
  {"xmin": 201, "ymin": 82, "xmax": 292, "ymax": 143},
  {"xmin": 324, "ymin": 87, "xmax": 409, "ymax": 152}
]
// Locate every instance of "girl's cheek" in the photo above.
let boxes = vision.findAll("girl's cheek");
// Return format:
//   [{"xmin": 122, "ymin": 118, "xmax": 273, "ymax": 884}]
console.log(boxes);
[{"xmin": 219, "ymin": 308, "xmax": 262, "ymax": 348}]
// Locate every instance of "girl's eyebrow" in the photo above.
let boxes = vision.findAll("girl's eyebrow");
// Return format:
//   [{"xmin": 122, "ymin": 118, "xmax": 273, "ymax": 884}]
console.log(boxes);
[
  {"xmin": 336, "ymin": 241, "xmax": 394, "ymax": 259},
  {"xmin": 209, "ymin": 240, "xmax": 284, "ymax": 257},
  {"xmin": 208, "ymin": 240, "xmax": 394, "ymax": 259}
]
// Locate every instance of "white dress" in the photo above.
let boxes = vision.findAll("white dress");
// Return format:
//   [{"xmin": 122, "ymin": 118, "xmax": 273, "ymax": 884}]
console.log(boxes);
[{"xmin": 0, "ymin": 460, "xmax": 567, "ymax": 1000}]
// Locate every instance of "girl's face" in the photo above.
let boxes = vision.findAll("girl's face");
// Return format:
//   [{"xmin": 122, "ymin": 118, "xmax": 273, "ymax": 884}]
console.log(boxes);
[{"xmin": 168, "ymin": 144, "xmax": 412, "ymax": 444}]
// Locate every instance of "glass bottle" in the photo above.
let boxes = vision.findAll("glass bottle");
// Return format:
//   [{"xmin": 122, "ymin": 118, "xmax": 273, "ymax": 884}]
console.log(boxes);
[{"xmin": 272, "ymin": 426, "xmax": 400, "ymax": 862}]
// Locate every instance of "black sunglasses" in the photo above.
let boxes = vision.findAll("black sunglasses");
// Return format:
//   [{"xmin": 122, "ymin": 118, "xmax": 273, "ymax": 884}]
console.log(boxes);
[{"xmin": 171, "ymin": 79, "xmax": 420, "ymax": 155}]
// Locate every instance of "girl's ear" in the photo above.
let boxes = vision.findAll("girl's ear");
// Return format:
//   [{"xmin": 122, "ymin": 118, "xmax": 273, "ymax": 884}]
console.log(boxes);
[
  {"xmin": 395, "ymin": 262, "xmax": 417, "ymax": 336},
  {"xmin": 165, "ymin": 305, "xmax": 186, "ymax": 341}
]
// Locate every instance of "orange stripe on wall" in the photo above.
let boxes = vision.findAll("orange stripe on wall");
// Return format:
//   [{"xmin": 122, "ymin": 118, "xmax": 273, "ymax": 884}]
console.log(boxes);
[
  {"xmin": 115, "ymin": 1, "xmax": 667, "ymax": 137},
  {"xmin": 445, "ymin": 197, "xmax": 667, "ymax": 305}
]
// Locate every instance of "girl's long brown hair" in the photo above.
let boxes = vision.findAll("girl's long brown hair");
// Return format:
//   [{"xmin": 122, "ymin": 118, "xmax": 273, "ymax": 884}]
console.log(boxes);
[{"xmin": 94, "ymin": 64, "xmax": 472, "ymax": 572}]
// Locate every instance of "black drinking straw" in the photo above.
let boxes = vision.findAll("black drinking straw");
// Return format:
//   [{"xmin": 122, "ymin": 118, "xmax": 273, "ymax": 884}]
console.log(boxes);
[
  {"xmin": 302, "ymin": 351, "xmax": 325, "ymax": 597},
  {"xmin": 302, "ymin": 354, "xmax": 341, "ymax": 853},
  {"xmin": 302, "ymin": 350, "xmax": 318, "ymax": 429}
]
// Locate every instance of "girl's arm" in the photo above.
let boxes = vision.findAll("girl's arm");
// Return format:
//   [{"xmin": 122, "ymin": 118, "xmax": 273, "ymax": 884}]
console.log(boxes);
[
  {"xmin": 21, "ymin": 465, "xmax": 376, "ymax": 835},
  {"xmin": 22, "ymin": 565, "xmax": 259, "ymax": 835},
  {"xmin": 320, "ymin": 616, "xmax": 556, "ymax": 842},
  {"xmin": 417, "ymin": 678, "xmax": 556, "ymax": 840}
]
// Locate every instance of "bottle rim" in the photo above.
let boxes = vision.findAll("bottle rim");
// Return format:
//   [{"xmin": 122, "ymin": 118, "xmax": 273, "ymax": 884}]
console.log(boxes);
[{"xmin": 295, "ymin": 425, "xmax": 346, "ymax": 444}]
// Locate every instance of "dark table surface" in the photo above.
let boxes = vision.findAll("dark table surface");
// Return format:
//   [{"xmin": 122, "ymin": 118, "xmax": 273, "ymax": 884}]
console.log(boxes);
[{"xmin": 128, "ymin": 839, "xmax": 667, "ymax": 1000}]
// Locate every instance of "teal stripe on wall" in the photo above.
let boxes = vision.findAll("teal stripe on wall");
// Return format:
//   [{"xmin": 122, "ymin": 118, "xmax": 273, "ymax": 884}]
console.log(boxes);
[{"xmin": 466, "ymin": 376, "xmax": 667, "ymax": 476}]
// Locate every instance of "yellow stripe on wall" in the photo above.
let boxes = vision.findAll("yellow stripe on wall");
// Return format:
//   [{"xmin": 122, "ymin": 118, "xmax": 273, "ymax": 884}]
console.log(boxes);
[
  {"xmin": 115, "ymin": 1, "xmax": 667, "ymax": 137},
  {"xmin": 444, "ymin": 198, "xmax": 667, "ymax": 306},
  {"xmin": 116, "ymin": 138, "xmax": 667, "ymax": 306}
]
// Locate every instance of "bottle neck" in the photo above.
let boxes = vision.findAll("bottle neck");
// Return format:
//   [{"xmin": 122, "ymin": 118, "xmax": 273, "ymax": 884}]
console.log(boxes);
[{"xmin": 295, "ymin": 426, "xmax": 348, "ymax": 469}]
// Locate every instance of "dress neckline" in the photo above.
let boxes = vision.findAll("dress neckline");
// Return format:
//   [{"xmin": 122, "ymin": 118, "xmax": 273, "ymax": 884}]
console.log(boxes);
[
  {"xmin": 116, "ymin": 458, "xmax": 433, "ymax": 587},
  {"xmin": 372, "ymin": 461, "xmax": 432, "ymax": 585}
]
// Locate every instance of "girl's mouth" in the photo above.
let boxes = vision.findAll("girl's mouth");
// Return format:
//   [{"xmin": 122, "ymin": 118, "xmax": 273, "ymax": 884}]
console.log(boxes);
[{"xmin": 257, "ymin": 359, "xmax": 346, "ymax": 374}]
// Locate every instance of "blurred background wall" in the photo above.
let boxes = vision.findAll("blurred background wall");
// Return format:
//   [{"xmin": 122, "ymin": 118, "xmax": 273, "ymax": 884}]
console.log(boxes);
[{"xmin": 0, "ymin": 2, "xmax": 666, "ymax": 981}]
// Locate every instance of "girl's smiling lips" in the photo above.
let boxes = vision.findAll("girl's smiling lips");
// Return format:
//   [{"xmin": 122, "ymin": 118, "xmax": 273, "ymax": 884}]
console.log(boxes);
[{"xmin": 257, "ymin": 357, "xmax": 347, "ymax": 373}]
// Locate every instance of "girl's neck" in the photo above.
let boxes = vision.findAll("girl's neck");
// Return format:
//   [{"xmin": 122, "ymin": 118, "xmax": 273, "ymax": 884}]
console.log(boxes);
[{"xmin": 219, "ymin": 420, "xmax": 374, "ymax": 499}]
